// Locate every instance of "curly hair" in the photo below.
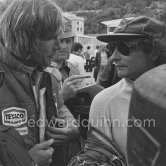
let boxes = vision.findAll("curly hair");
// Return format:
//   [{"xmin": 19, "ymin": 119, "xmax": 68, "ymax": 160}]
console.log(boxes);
[
  {"xmin": 0, "ymin": 0, "xmax": 63, "ymax": 58},
  {"xmin": 139, "ymin": 38, "xmax": 166, "ymax": 66},
  {"xmin": 152, "ymin": 39, "xmax": 166, "ymax": 66}
]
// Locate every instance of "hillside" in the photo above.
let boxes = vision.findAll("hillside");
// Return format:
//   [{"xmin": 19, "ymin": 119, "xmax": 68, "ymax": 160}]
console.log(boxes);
[
  {"xmin": 55, "ymin": 0, "xmax": 166, "ymax": 34},
  {"xmin": 55, "ymin": 0, "xmax": 165, "ymax": 12},
  {"xmin": 0, "ymin": 0, "xmax": 165, "ymax": 34}
]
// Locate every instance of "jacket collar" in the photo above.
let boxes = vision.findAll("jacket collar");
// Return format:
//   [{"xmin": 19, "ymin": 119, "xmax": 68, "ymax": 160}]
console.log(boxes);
[{"xmin": 0, "ymin": 42, "xmax": 35, "ymax": 74}]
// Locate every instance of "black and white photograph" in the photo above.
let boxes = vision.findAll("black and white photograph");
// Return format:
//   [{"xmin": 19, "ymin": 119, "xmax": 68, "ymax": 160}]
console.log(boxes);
[{"xmin": 0, "ymin": 0, "xmax": 166, "ymax": 166}]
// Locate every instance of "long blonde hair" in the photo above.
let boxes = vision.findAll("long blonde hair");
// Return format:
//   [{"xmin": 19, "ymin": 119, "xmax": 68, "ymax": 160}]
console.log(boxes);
[{"xmin": 0, "ymin": 0, "xmax": 63, "ymax": 59}]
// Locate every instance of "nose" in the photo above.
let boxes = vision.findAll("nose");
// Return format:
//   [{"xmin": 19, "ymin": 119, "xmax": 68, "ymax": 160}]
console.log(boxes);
[
  {"xmin": 63, "ymin": 42, "xmax": 70, "ymax": 50},
  {"xmin": 110, "ymin": 48, "xmax": 121, "ymax": 62},
  {"xmin": 59, "ymin": 40, "xmax": 67, "ymax": 49},
  {"xmin": 54, "ymin": 38, "xmax": 61, "ymax": 50}
]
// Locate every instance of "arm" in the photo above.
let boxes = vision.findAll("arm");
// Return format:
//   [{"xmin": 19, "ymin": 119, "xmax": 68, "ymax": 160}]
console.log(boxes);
[
  {"xmin": 46, "ymin": 105, "xmax": 79, "ymax": 145},
  {"xmin": 60, "ymin": 75, "xmax": 85, "ymax": 102}
]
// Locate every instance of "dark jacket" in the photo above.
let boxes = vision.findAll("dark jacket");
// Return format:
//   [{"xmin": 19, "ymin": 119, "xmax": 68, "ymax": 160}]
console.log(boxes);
[
  {"xmin": 0, "ymin": 125, "xmax": 33, "ymax": 166},
  {"xmin": 95, "ymin": 49, "xmax": 111, "ymax": 72},
  {"xmin": 0, "ymin": 42, "xmax": 73, "ymax": 149}
]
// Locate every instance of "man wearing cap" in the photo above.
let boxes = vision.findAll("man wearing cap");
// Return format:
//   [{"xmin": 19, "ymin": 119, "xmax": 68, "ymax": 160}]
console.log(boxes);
[
  {"xmin": 46, "ymin": 19, "xmax": 86, "ymax": 102},
  {"xmin": 68, "ymin": 16, "xmax": 166, "ymax": 166},
  {"xmin": 70, "ymin": 42, "xmax": 85, "ymax": 72},
  {"xmin": 45, "ymin": 19, "xmax": 84, "ymax": 166}
]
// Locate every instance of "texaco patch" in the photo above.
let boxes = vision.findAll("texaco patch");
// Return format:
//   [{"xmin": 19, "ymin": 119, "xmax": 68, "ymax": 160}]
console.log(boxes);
[{"xmin": 2, "ymin": 107, "xmax": 27, "ymax": 127}]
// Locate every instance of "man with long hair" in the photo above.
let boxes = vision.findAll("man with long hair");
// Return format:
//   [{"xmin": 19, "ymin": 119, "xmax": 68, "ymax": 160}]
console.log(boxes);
[{"xmin": 0, "ymin": 0, "xmax": 79, "ymax": 165}]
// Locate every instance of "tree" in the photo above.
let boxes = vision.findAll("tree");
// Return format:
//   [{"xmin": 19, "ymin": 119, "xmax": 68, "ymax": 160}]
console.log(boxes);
[
  {"xmin": 158, "ymin": 7, "xmax": 166, "ymax": 23},
  {"xmin": 65, "ymin": 0, "xmax": 79, "ymax": 11},
  {"xmin": 146, "ymin": 0, "xmax": 153, "ymax": 6},
  {"xmin": 54, "ymin": 0, "xmax": 166, "ymax": 34},
  {"xmin": 131, "ymin": 0, "xmax": 146, "ymax": 14},
  {"xmin": 98, "ymin": 0, "xmax": 107, "ymax": 8}
]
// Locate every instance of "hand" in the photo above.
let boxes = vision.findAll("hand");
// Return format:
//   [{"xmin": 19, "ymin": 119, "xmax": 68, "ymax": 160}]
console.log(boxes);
[
  {"xmin": 61, "ymin": 75, "xmax": 84, "ymax": 101},
  {"xmin": 28, "ymin": 139, "xmax": 54, "ymax": 166},
  {"xmin": 46, "ymin": 118, "xmax": 79, "ymax": 145}
]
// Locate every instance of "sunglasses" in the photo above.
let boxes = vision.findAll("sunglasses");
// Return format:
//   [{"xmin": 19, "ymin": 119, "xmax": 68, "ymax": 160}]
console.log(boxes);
[
  {"xmin": 0, "ymin": 71, "xmax": 5, "ymax": 88},
  {"xmin": 107, "ymin": 41, "xmax": 145, "ymax": 56}
]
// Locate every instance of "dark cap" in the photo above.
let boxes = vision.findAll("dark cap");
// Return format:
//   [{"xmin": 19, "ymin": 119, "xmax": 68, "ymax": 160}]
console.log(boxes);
[{"xmin": 97, "ymin": 16, "xmax": 166, "ymax": 43}]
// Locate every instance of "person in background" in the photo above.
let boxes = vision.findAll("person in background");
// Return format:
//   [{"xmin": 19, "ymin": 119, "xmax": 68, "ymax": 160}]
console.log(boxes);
[
  {"xmin": 46, "ymin": 21, "xmax": 86, "ymax": 102},
  {"xmin": 84, "ymin": 45, "xmax": 91, "ymax": 72},
  {"xmin": 45, "ymin": 21, "xmax": 86, "ymax": 166},
  {"xmin": 95, "ymin": 45, "xmax": 111, "ymax": 81},
  {"xmin": 93, "ymin": 45, "xmax": 100, "ymax": 81},
  {"xmin": 72, "ymin": 42, "xmax": 84, "ymax": 59},
  {"xmin": 0, "ymin": 1, "xmax": 79, "ymax": 166},
  {"xmin": 47, "ymin": 59, "xmax": 85, "ymax": 103},
  {"xmin": 58, "ymin": 21, "xmax": 76, "ymax": 79},
  {"xmin": 68, "ymin": 16, "xmax": 166, "ymax": 166},
  {"xmin": 94, "ymin": 45, "xmax": 100, "ymax": 58},
  {"xmin": 68, "ymin": 42, "xmax": 85, "ymax": 75},
  {"xmin": 51, "ymin": 19, "xmax": 85, "ymax": 78}
]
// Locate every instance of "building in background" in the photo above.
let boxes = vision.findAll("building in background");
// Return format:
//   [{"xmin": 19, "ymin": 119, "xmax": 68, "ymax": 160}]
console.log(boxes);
[
  {"xmin": 101, "ymin": 17, "xmax": 134, "ymax": 34},
  {"xmin": 64, "ymin": 12, "xmax": 104, "ymax": 57},
  {"xmin": 63, "ymin": 12, "xmax": 84, "ymax": 35}
]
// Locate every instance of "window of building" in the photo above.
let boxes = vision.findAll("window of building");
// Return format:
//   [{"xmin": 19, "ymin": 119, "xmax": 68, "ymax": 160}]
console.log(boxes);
[
  {"xmin": 80, "ymin": 28, "xmax": 82, "ymax": 32},
  {"xmin": 77, "ymin": 22, "xmax": 79, "ymax": 25},
  {"xmin": 77, "ymin": 27, "xmax": 79, "ymax": 31},
  {"xmin": 108, "ymin": 27, "xmax": 115, "ymax": 32}
]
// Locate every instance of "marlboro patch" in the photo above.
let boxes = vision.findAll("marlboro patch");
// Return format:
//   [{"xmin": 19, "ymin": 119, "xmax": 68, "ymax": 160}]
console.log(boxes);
[{"xmin": 2, "ymin": 107, "xmax": 27, "ymax": 127}]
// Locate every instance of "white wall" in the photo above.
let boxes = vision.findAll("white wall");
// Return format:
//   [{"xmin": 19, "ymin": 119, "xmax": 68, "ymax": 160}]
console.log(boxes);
[{"xmin": 72, "ymin": 19, "xmax": 84, "ymax": 35}]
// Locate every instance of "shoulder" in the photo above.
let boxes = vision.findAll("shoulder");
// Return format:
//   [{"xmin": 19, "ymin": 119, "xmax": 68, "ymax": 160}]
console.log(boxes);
[
  {"xmin": 45, "ymin": 67, "xmax": 62, "ymax": 81},
  {"xmin": 95, "ymin": 79, "xmax": 126, "ymax": 100},
  {"xmin": 90, "ymin": 79, "xmax": 132, "ymax": 110},
  {"xmin": 70, "ymin": 53, "xmax": 83, "ymax": 61},
  {"xmin": 68, "ymin": 53, "xmax": 78, "ymax": 62},
  {"xmin": 104, "ymin": 79, "xmax": 133, "ymax": 115},
  {"xmin": 68, "ymin": 55, "xmax": 84, "ymax": 67},
  {"xmin": 89, "ymin": 79, "xmax": 125, "ymax": 116}
]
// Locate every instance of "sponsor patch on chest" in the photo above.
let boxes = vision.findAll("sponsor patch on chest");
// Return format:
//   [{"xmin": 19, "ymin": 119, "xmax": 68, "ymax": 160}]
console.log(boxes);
[
  {"xmin": 2, "ymin": 107, "xmax": 27, "ymax": 127},
  {"xmin": 16, "ymin": 126, "xmax": 28, "ymax": 136}
]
